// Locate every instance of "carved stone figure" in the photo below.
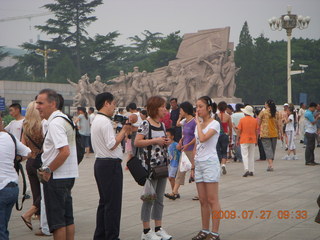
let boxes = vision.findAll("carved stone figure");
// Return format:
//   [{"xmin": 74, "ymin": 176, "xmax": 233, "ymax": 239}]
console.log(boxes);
[
  {"xmin": 222, "ymin": 55, "xmax": 241, "ymax": 98},
  {"xmin": 69, "ymin": 27, "xmax": 242, "ymax": 107},
  {"xmin": 201, "ymin": 55, "xmax": 224, "ymax": 98},
  {"xmin": 140, "ymin": 71, "xmax": 152, "ymax": 105},
  {"xmin": 67, "ymin": 74, "xmax": 94, "ymax": 107},
  {"xmin": 125, "ymin": 66, "xmax": 143, "ymax": 106}
]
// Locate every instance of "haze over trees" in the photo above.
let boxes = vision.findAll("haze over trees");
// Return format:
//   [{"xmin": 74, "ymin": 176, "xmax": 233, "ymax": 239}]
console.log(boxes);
[{"xmin": 0, "ymin": 1, "xmax": 318, "ymax": 104}]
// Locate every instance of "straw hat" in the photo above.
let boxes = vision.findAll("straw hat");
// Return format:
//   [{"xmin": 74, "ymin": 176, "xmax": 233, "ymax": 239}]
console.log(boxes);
[{"xmin": 241, "ymin": 105, "xmax": 254, "ymax": 117}]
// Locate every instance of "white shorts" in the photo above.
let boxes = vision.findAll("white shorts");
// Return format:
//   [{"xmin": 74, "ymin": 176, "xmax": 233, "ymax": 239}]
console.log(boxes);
[{"xmin": 195, "ymin": 158, "xmax": 220, "ymax": 183}]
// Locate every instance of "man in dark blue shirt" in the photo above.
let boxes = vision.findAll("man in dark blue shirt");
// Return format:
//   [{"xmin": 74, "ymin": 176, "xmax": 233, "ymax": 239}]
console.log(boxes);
[{"xmin": 170, "ymin": 98, "xmax": 182, "ymax": 142}]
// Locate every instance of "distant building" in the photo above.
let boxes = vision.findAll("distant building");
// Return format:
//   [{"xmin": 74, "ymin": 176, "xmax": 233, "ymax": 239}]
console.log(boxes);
[{"xmin": 0, "ymin": 80, "xmax": 75, "ymax": 114}]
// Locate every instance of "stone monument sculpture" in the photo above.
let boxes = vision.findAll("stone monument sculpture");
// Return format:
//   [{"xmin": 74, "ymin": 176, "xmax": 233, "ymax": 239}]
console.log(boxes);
[{"xmin": 68, "ymin": 27, "xmax": 241, "ymax": 107}]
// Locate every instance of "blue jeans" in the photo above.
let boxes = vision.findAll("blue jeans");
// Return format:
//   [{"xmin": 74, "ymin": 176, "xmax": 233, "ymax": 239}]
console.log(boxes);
[{"xmin": 0, "ymin": 184, "xmax": 19, "ymax": 240}]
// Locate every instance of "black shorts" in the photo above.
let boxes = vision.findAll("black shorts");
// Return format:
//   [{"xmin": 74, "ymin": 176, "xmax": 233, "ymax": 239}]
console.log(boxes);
[{"xmin": 43, "ymin": 177, "xmax": 75, "ymax": 233}]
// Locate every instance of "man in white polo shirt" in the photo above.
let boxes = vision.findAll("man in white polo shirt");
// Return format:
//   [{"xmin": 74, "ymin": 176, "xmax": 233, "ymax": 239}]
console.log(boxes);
[
  {"xmin": 91, "ymin": 92, "xmax": 130, "ymax": 240},
  {"xmin": 36, "ymin": 88, "xmax": 78, "ymax": 240}
]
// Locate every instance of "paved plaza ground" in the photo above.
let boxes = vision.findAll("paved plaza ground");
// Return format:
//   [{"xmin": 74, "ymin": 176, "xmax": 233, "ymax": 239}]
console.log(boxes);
[{"xmin": 8, "ymin": 140, "xmax": 320, "ymax": 240}]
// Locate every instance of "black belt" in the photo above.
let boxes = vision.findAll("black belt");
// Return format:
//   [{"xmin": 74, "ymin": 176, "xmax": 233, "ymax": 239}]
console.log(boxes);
[
  {"xmin": 6, "ymin": 182, "xmax": 18, "ymax": 188},
  {"xmin": 96, "ymin": 157, "xmax": 122, "ymax": 162}
]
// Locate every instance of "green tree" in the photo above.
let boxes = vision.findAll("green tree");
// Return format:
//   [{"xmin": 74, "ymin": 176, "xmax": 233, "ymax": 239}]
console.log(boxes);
[
  {"xmin": 234, "ymin": 21, "xmax": 254, "ymax": 103},
  {"xmin": 36, "ymin": 0, "xmax": 103, "ymax": 74},
  {"xmin": 0, "ymin": 46, "xmax": 9, "ymax": 63}
]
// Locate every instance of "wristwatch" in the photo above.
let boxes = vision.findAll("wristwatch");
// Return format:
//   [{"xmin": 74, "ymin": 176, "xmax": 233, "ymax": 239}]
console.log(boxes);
[{"xmin": 41, "ymin": 166, "xmax": 52, "ymax": 174}]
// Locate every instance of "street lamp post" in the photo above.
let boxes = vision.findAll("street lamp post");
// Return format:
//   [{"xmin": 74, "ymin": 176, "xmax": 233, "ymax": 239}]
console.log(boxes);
[
  {"xmin": 268, "ymin": 6, "xmax": 310, "ymax": 103},
  {"xmin": 35, "ymin": 45, "xmax": 57, "ymax": 79}
]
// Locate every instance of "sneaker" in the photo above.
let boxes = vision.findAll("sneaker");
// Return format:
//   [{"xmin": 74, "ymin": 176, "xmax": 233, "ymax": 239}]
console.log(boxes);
[
  {"xmin": 155, "ymin": 228, "xmax": 172, "ymax": 240},
  {"xmin": 282, "ymin": 155, "xmax": 290, "ymax": 160},
  {"xmin": 293, "ymin": 155, "xmax": 298, "ymax": 160},
  {"xmin": 249, "ymin": 172, "xmax": 254, "ymax": 176},
  {"xmin": 192, "ymin": 231, "xmax": 208, "ymax": 240},
  {"xmin": 141, "ymin": 230, "xmax": 162, "ymax": 240},
  {"xmin": 242, "ymin": 171, "xmax": 250, "ymax": 177},
  {"xmin": 221, "ymin": 166, "xmax": 227, "ymax": 175}
]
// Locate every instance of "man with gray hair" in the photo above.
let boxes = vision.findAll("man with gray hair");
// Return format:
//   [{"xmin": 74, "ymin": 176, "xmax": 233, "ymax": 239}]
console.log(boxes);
[{"xmin": 36, "ymin": 89, "xmax": 79, "ymax": 240}]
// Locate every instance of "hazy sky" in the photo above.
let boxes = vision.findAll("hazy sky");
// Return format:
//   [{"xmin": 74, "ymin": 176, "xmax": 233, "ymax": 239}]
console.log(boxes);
[{"xmin": 1, "ymin": 0, "xmax": 319, "ymax": 49}]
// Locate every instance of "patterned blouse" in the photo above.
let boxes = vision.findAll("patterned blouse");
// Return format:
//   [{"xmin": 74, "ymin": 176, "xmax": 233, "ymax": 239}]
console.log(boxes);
[
  {"xmin": 137, "ymin": 120, "xmax": 168, "ymax": 169},
  {"xmin": 258, "ymin": 109, "xmax": 280, "ymax": 138}
]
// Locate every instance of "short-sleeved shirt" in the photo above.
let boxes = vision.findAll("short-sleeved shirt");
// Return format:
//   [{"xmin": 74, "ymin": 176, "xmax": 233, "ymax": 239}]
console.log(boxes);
[
  {"xmin": 5, "ymin": 118, "xmax": 24, "ymax": 140},
  {"xmin": 237, "ymin": 116, "xmax": 258, "ymax": 144},
  {"xmin": 42, "ymin": 110, "xmax": 79, "ymax": 179},
  {"xmin": 285, "ymin": 114, "xmax": 294, "ymax": 132},
  {"xmin": 298, "ymin": 108, "xmax": 305, "ymax": 123},
  {"xmin": 137, "ymin": 120, "xmax": 168, "ymax": 169},
  {"xmin": 180, "ymin": 118, "xmax": 196, "ymax": 151},
  {"xmin": 89, "ymin": 113, "xmax": 95, "ymax": 125},
  {"xmin": 132, "ymin": 112, "xmax": 143, "ymax": 128},
  {"xmin": 258, "ymin": 109, "xmax": 279, "ymax": 138},
  {"xmin": 0, "ymin": 132, "xmax": 31, "ymax": 190},
  {"xmin": 231, "ymin": 112, "xmax": 245, "ymax": 136},
  {"xmin": 78, "ymin": 114, "xmax": 90, "ymax": 136},
  {"xmin": 91, "ymin": 113, "xmax": 123, "ymax": 159},
  {"xmin": 168, "ymin": 142, "xmax": 181, "ymax": 167},
  {"xmin": 194, "ymin": 119, "xmax": 220, "ymax": 161},
  {"xmin": 170, "ymin": 108, "xmax": 180, "ymax": 127},
  {"xmin": 304, "ymin": 109, "xmax": 317, "ymax": 133},
  {"xmin": 160, "ymin": 112, "xmax": 172, "ymax": 130}
]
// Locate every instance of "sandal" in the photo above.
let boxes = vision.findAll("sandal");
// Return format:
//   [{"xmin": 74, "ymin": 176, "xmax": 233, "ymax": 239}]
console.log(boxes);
[
  {"xmin": 164, "ymin": 192, "xmax": 180, "ymax": 200},
  {"xmin": 192, "ymin": 231, "xmax": 208, "ymax": 240},
  {"xmin": 205, "ymin": 233, "xmax": 220, "ymax": 240},
  {"xmin": 192, "ymin": 196, "xmax": 199, "ymax": 200},
  {"xmin": 21, "ymin": 216, "xmax": 33, "ymax": 230}
]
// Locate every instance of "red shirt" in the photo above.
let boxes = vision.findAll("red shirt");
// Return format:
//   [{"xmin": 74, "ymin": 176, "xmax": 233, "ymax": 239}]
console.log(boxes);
[{"xmin": 160, "ymin": 112, "xmax": 172, "ymax": 130}]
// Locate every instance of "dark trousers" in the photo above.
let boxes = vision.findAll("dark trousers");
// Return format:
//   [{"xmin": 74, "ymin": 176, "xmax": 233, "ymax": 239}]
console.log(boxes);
[
  {"xmin": 305, "ymin": 132, "xmax": 316, "ymax": 164},
  {"xmin": 94, "ymin": 159, "xmax": 123, "ymax": 240},
  {"xmin": 217, "ymin": 134, "xmax": 229, "ymax": 162},
  {"xmin": 258, "ymin": 138, "xmax": 266, "ymax": 160},
  {"xmin": 26, "ymin": 158, "xmax": 41, "ymax": 215},
  {"xmin": 174, "ymin": 126, "xmax": 182, "ymax": 143}
]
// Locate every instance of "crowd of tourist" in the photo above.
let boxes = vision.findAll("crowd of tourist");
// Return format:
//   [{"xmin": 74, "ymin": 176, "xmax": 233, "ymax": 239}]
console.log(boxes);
[{"xmin": 1, "ymin": 89, "xmax": 320, "ymax": 240}]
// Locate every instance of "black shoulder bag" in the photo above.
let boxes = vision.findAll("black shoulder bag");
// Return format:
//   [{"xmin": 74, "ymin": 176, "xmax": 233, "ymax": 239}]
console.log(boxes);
[
  {"xmin": 54, "ymin": 115, "xmax": 85, "ymax": 165},
  {"xmin": 8, "ymin": 132, "xmax": 27, "ymax": 211}
]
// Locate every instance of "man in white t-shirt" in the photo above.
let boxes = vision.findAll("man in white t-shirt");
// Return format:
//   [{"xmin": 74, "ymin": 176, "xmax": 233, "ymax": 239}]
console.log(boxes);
[
  {"xmin": 36, "ymin": 88, "xmax": 78, "ymax": 240},
  {"xmin": 0, "ymin": 116, "xmax": 31, "ymax": 240},
  {"xmin": 5, "ymin": 103, "xmax": 24, "ymax": 140},
  {"xmin": 91, "ymin": 92, "xmax": 130, "ymax": 240}
]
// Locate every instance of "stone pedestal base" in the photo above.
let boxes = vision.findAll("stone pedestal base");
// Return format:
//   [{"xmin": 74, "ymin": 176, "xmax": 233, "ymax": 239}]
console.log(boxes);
[{"xmin": 212, "ymin": 97, "xmax": 243, "ymax": 104}]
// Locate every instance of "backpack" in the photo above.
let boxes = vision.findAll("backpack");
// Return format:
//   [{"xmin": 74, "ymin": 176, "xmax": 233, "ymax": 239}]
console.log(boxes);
[
  {"xmin": 54, "ymin": 115, "xmax": 85, "ymax": 164},
  {"xmin": 7, "ymin": 132, "xmax": 27, "ymax": 211}
]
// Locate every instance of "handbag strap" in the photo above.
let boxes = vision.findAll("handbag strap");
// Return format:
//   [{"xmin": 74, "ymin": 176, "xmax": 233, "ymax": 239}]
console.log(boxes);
[
  {"xmin": 145, "ymin": 120, "xmax": 168, "ymax": 169},
  {"xmin": 25, "ymin": 134, "xmax": 43, "ymax": 151}
]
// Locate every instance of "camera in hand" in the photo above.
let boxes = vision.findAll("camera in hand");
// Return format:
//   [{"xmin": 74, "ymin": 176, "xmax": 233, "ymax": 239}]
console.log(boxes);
[{"xmin": 113, "ymin": 114, "xmax": 129, "ymax": 125}]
